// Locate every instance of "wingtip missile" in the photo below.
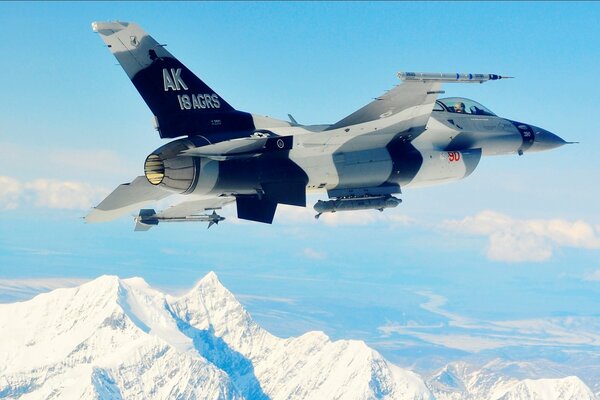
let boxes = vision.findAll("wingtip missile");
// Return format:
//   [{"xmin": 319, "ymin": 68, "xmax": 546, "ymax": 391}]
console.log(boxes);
[{"xmin": 398, "ymin": 72, "xmax": 514, "ymax": 83}]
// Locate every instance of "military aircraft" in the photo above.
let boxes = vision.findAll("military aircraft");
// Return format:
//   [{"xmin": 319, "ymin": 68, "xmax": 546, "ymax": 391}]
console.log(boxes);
[{"xmin": 86, "ymin": 21, "xmax": 570, "ymax": 229}]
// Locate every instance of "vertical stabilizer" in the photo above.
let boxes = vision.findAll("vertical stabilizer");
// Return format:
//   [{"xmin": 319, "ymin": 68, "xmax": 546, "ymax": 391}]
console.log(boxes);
[{"xmin": 92, "ymin": 21, "xmax": 255, "ymax": 139}]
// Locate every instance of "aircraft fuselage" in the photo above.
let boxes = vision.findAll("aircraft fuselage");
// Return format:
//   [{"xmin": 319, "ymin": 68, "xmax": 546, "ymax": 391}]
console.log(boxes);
[
  {"xmin": 88, "ymin": 21, "xmax": 569, "ymax": 227},
  {"xmin": 152, "ymin": 103, "xmax": 565, "ymax": 203}
]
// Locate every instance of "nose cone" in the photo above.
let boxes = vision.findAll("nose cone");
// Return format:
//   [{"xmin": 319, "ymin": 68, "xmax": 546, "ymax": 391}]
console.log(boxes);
[{"xmin": 529, "ymin": 126, "xmax": 568, "ymax": 152}]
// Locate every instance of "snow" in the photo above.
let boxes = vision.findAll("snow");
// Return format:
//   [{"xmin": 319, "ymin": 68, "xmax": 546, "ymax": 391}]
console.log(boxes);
[
  {"xmin": 428, "ymin": 360, "xmax": 597, "ymax": 400},
  {"xmin": 1, "ymin": 272, "xmax": 595, "ymax": 399},
  {"xmin": 0, "ymin": 272, "xmax": 431, "ymax": 399},
  {"xmin": 491, "ymin": 376, "xmax": 596, "ymax": 400}
]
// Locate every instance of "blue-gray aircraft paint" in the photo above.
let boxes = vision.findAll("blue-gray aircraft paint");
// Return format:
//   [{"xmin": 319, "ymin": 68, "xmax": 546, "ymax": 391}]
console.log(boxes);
[{"xmin": 86, "ymin": 21, "xmax": 570, "ymax": 228}]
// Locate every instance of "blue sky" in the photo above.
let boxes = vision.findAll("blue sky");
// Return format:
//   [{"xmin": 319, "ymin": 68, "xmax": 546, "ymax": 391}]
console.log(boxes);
[{"xmin": 1, "ymin": 2, "xmax": 600, "ymax": 375}]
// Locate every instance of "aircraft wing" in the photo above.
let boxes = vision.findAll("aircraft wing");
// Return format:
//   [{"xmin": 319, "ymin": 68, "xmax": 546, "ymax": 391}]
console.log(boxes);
[
  {"xmin": 86, "ymin": 176, "xmax": 171, "ymax": 223},
  {"xmin": 326, "ymin": 72, "xmax": 510, "ymax": 133},
  {"xmin": 326, "ymin": 80, "xmax": 443, "ymax": 131}
]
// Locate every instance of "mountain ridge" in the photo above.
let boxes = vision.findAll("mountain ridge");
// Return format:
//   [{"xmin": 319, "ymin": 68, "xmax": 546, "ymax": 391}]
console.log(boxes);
[
  {"xmin": 0, "ymin": 272, "xmax": 431, "ymax": 399},
  {"xmin": 0, "ymin": 272, "xmax": 595, "ymax": 400}
]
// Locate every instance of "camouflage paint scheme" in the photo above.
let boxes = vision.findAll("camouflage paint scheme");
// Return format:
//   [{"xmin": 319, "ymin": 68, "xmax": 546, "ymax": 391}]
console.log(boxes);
[{"xmin": 86, "ymin": 22, "xmax": 568, "ymax": 228}]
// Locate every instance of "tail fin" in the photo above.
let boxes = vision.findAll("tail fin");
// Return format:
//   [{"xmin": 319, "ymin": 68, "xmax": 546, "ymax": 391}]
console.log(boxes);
[{"xmin": 92, "ymin": 21, "xmax": 254, "ymax": 139}]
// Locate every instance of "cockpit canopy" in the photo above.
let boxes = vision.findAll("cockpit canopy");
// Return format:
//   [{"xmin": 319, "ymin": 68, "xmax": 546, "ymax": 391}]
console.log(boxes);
[{"xmin": 434, "ymin": 97, "xmax": 496, "ymax": 116}]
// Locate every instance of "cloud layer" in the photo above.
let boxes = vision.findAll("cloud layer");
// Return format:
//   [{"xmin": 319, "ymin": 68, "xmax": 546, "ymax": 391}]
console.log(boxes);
[
  {"xmin": 0, "ymin": 176, "xmax": 107, "ymax": 210},
  {"xmin": 442, "ymin": 210, "xmax": 600, "ymax": 262},
  {"xmin": 0, "ymin": 142, "xmax": 136, "ymax": 183}
]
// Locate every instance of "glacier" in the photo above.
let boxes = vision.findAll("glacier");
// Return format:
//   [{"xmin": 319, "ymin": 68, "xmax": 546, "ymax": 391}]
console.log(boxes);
[{"xmin": 0, "ymin": 272, "xmax": 596, "ymax": 400}]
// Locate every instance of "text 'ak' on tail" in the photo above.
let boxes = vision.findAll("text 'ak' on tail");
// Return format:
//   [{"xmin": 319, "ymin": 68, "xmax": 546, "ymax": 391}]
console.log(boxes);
[{"xmin": 92, "ymin": 21, "xmax": 255, "ymax": 139}]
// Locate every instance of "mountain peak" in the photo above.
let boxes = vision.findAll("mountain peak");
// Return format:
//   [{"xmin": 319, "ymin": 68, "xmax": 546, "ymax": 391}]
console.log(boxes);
[
  {"xmin": 204, "ymin": 270, "xmax": 219, "ymax": 281},
  {"xmin": 26, "ymin": 274, "xmax": 122, "ymax": 309},
  {"xmin": 0, "ymin": 273, "xmax": 436, "ymax": 400},
  {"xmin": 81, "ymin": 274, "xmax": 120, "ymax": 291},
  {"xmin": 120, "ymin": 276, "xmax": 152, "ymax": 289},
  {"xmin": 194, "ymin": 270, "xmax": 222, "ymax": 289},
  {"xmin": 180, "ymin": 271, "xmax": 241, "ymax": 313},
  {"xmin": 169, "ymin": 270, "xmax": 262, "ymax": 347},
  {"xmin": 6, "ymin": 274, "xmax": 593, "ymax": 400}
]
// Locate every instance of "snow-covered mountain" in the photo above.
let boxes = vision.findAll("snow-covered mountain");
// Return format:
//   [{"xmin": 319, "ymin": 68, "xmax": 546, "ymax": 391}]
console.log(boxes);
[
  {"xmin": 0, "ymin": 272, "xmax": 596, "ymax": 400},
  {"xmin": 427, "ymin": 360, "xmax": 596, "ymax": 400},
  {"xmin": 0, "ymin": 272, "xmax": 431, "ymax": 400}
]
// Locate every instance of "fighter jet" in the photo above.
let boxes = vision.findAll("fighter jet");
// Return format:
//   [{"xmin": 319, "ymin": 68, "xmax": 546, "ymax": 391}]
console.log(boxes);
[{"xmin": 86, "ymin": 21, "xmax": 570, "ymax": 230}]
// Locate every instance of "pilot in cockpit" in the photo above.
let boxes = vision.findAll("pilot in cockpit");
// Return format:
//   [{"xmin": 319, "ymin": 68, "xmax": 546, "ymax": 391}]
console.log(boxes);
[{"xmin": 453, "ymin": 102, "xmax": 466, "ymax": 113}]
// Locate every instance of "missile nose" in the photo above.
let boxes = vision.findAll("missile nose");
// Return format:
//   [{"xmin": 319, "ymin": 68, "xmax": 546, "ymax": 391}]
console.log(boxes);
[{"xmin": 529, "ymin": 126, "xmax": 568, "ymax": 152}]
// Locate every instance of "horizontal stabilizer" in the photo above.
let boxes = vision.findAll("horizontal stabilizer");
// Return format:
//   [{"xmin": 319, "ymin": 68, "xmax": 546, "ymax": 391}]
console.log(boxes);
[
  {"xmin": 86, "ymin": 176, "xmax": 170, "ymax": 223},
  {"xmin": 182, "ymin": 135, "xmax": 293, "ymax": 160}
]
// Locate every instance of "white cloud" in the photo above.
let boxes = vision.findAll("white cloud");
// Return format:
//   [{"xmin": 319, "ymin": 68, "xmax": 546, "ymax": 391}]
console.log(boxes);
[
  {"xmin": 273, "ymin": 204, "xmax": 316, "ymax": 224},
  {"xmin": 221, "ymin": 202, "xmax": 415, "ymax": 227},
  {"xmin": 302, "ymin": 247, "xmax": 327, "ymax": 260},
  {"xmin": 583, "ymin": 269, "xmax": 600, "ymax": 282},
  {"xmin": 0, "ymin": 142, "xmax": 135, "ymax": 181},
  {"xmin": 0, "ymin": 176, "xmax": 23, "ymax": 209},
  {"xmin": 441, "ymin": 210, "xmax": 600, "ymax": 262},
  {"xmin": 486, "ymin": 231, "xmax": 552, "ymax": 263},
  {"xmin": 0, "ymin": 175, "xmax": 108, "ymax": 210},
  {"xmin": 26, "ymin": 179, "xmax": 107, "ymax": 209},
  {"xmin": 275, "ymin": 203, "xmax": 414, "ymax": 227}
]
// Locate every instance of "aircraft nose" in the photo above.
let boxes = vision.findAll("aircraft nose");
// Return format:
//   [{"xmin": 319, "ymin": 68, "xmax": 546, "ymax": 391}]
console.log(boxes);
[{"xmin": 529, "ymin": 126, "xmax": 568, "ymax": 152}]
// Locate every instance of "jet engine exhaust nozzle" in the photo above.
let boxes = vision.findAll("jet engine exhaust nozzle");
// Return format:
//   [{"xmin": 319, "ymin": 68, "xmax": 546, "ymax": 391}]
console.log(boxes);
[
  {"xmin": 144, "ymin": 140, "xmax": 200, "ymax": 194},
  {"xmin": 144, "ymin": 154, "xmax": 165, "ymax": 185}
]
